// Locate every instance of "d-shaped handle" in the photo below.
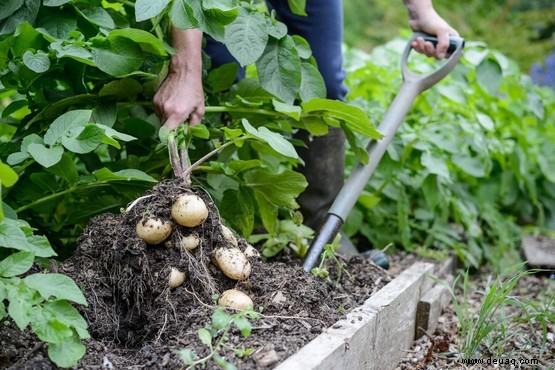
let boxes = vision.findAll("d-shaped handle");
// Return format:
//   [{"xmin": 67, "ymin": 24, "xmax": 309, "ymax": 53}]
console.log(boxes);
[{"xmin": 401, "ymin": 32, "xmax": 465, "ymax": 92}]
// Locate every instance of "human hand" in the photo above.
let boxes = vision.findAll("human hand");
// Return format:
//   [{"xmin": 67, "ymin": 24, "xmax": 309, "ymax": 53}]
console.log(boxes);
[
  {"xmin": 153, "ymin": 69, "xmax": 205, "ymax": 130},
  {"xmin": 407, "ymin": 7, "xmax": 459, "ymax": 59}
]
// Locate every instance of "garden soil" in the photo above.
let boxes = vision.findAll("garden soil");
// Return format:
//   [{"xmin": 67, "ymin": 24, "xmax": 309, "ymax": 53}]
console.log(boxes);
[{"xmin": 0, "ymin": 179, "xmax": 391, "ymax": 369}]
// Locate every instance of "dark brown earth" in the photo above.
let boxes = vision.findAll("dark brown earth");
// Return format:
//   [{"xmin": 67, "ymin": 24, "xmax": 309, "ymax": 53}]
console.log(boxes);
[{"xmin": 0, "ymin": 179, "xmax": 391, "ymax": 369}]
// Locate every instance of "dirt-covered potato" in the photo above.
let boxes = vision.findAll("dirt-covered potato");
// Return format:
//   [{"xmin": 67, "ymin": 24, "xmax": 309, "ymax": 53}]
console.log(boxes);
[
  {"xmin": 212, "ymin": 247, "xmax": 251, "ymax": 280},
  {"xmin": 218, "ymin": 289, "xmax": 253, "ymax": 311},
  {"xmin": 136, "ymin": 217, "xmax": 172, "ymax": 244},
  {"xmin": 168, "ymin": 267, "xmax": 186, "ymax": 289},
  {"xmin": 178, "ymin": 234, "xmax": 200, "ymax": 250},
  {"xmin": 220, "ymin": 224, "xmax": 238, "ymax": 247},
  {"xmin": 171, "ymin": 193, "xmax": 208, "ymax": 227},
  {"xmin": 243, "ymin": 244, "xmax": 260, "ymax": 258}
]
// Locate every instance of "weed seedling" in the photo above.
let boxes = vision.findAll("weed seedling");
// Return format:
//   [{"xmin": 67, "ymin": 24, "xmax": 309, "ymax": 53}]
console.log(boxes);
[
  {"xmin": 311, "ymin": 236, "xmax": 349, "ymax": 287},
  {"xmin": 176, "ymin": 307, "xmax": 260, "ymax": 370}
]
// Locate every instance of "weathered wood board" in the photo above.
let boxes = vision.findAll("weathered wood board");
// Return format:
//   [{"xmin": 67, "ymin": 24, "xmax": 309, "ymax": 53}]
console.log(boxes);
[
  {"xmin": 415, "ymin": 282, "xmax": 452, "ymax": 339},
  {"xmin": 274, "ymin": 262, "xmax": 435, "ymax": 370},
  {"xmin": 521, "ymin": 235, "xmax": 555, "ymax": 268}
]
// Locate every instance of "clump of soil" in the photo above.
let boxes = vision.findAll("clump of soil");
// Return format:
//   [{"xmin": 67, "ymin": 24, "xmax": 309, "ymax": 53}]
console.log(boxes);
[{"xmin": 0, "ymin": 179, "xmax": 391, "ymax": 369}]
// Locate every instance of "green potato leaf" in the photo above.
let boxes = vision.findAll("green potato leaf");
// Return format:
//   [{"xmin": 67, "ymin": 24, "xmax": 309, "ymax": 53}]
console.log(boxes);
[
  {"xmin": 0, "ymin": 251, "xmax": 34, "ymax": 277},
  {"xmin": 92, "ymin": 36, "xmax": 143, "ymax": 77},
  {"xmin": 256, "ymin": 37, "xmax": 301, "ymax": 104},
  {"xmin": 225, "ymin": 8, "xmax": 268, "ymax": 66},
  {"xmin": 135, "ymin": 0, "xmax": 171, "ymax": 22},
  {"xmin": 23, "ymin": 274, "xmax": 87, "ymax": 305},
  {"xmin": 48, "ymin": 334, "xmax": 86, "ymax": 368},
  {"xmin": 27, "ymin": 143, "xmax": 64, "ymax": 168}
]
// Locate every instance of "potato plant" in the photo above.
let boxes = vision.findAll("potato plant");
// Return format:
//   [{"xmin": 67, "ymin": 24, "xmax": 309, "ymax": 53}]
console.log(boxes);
[{"xmin": 0, "ymin": 0, "xmax": 379, "ymax": 256}]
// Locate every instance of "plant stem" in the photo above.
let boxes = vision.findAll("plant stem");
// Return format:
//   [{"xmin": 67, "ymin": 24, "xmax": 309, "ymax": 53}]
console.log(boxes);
[
  {"xmin": 15, "ymin": 184, "xmax": 112, "ymax": 213},
  {"xmin": 168, "ymin": 132, "xmax": 184, "ymax": 180},
  {"xmin": 186, "ymin": 325, "xmax": 232, "ymax": 370},
  {"xmin": 204, "ymin": 106, "xmax": 283, "ymax": 117},
  {"xmin": 119, "ymin": 103, "xmax": 287, "ymax": 119},
  {"xmin": 182, "ymin": 141, "xmax": 236, "ymax": 179},
  {"xmin": 181, "ymin": 143, "xmax": 191, "ymax": 183},
  {"xmin": 117, "ymin": 0, "xmax": 135, "ymax": 7},
  {"xmin": 151, "ymin": 18, "xmax": 165, "ymax": 41}
]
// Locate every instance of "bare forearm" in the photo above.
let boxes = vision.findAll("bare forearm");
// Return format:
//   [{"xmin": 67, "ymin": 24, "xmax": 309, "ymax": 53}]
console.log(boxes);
[
  {"xmin": 153, "ymin": 27, "xmax": 205, "ymax": 129},
  {"xmin": 402, "ymin": 0, "xmax": 459, "ymax": 59},
  {"xmin": 169, "ymin": 28, "xmax": 203, "ymax": 76},
  {"xmin": 403, "ymin": 0, "xmax": 434, "ymax": 20}
]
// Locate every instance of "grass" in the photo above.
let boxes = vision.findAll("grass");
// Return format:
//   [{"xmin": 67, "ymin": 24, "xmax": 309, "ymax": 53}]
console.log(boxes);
[{"xmin": 433, "ymin": 263, "xmax": 554, "ymax": 361}]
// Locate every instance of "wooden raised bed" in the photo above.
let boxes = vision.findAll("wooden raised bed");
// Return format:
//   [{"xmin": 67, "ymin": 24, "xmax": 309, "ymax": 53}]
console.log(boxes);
[{"xmin": 275, "ymin": 257, "xmax": 455, "ymax": 370}]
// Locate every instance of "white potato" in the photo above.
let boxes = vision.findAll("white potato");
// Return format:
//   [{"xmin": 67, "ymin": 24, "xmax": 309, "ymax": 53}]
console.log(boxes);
[
  {"xmin": 243, "ymin": 244, "xmax": 260, "ymax": 258},
  {"xmin": 179, "ymin": 234, "xmax": 201, "ymax": 250},
  {"xmin": 220, "ymin": 224, "xmax": 238, "ymax": 247},
  {"xmin": 136, "ymin": 217, "xmax": 172, "ymax": 244},
  {"xmin": 171, "ymin": 194, "xmax": 208, "ymax": 227},
  {"xmin": 218, "ymin": 289, "xmax": 253, "ymax": 311},
  {"xmin": 213, "ymin": 247, "xmax": 251, "ymax": 280},
  {"xmin": 168, "ymin": 267, "xmax": 186, "ymax": 289}
]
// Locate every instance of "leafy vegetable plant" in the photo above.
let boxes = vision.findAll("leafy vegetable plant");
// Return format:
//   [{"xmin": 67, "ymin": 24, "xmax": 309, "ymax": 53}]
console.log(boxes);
[
  {"xmin": 0, "ymin": 161, "xmax": 89, "ymax": 367},
  {"xmin": 0, "ymin": 218, "xmax": 89, "ymax": 368},
  {"xmin": 310, "ymin": 237, "xmax": 348, "ymax": 287},
  {"xmin": 1, "ymin": 0, "xmax": 379, "ymax": 257}
]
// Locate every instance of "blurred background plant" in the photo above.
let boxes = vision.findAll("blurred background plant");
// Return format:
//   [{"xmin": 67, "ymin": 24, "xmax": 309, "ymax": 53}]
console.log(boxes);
[
  {"xmin": 340, "ymin": 0, "xmax": 555, "ymax": 271},
  {"xmin": 341, "ymin": 36, "xmax": 555, "ymax": 271},
  {"xmin": 343, "ymin": 0, "xmax": 555, "ymax": 73}
]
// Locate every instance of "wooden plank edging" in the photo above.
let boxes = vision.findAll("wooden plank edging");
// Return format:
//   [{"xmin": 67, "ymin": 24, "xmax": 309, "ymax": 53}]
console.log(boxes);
[{"xmin": 274, "ymin": 262, "xmax": 435, "ymax": 370}]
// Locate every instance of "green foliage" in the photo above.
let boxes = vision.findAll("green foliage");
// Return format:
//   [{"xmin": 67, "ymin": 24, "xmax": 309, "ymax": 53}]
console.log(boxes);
[
  {"xmin": 248, "ymin": 219, "xmax": 313, "ymax": 258},
  {"xmin": 343, "ymin": 0, "xmax": 555, "ymax": 72},
  {"xmin": 343, "ymin": 38, "xmax": 555, "ymax": 269},
  {"xmin": 0, "ymin": 0, "xmax": 378, "ymax": 256},
  {"xmin": 0, "ymin": 217, "xmax": 88, "ymax": 368},
  {"xmin": 176, "ymin": 307, "xmax": 260, "ymax": 370}
]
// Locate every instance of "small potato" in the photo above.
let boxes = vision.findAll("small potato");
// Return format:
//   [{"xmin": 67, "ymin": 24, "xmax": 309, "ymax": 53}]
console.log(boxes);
[
  {"xmin": 179, "ymin": 234, "xmax": 201, "ymax": 250},
  {"xmin": 213, "ymin": 247, "xmax": 251, "ymax": 280},
  {"xmin": 168, "ymin": 267, "xmax": 186, "ymax": 289},
  {"xmin": 243, "ymin": 244, "xmax": 260, "ymax": 258},
  {"xmin": 136, "ymin": 217, "xmax": 172, "ymax": 244},
  {"xmin": 171, "ymin": 194, "xmax": 208, "ymax": 227},
  {"xmin": 220, "ymin": 224, "xmax": 238, "ymax": 247},
  {"xmin": 218, "ymin": 289, "xmax": 253, "ymax": 311}
]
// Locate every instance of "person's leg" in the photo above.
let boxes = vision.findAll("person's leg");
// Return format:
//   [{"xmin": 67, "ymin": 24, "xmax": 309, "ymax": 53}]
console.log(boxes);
[
  {"xmin": 267, "ymin": 0, "xmax": 348, "ymax": 230},
  {"xmin": 266, "ymin": 0, "xmax": 347, "ymax": 101}
]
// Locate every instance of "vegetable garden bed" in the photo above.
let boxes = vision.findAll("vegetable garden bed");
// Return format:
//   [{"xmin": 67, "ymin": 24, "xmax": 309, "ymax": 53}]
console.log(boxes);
[{"xmin": 1, "ymin": 178, "xmax": 454, "ymax": 370}]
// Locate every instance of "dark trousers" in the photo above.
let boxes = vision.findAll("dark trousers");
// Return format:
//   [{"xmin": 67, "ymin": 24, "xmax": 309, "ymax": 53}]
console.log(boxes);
[{"xmin": 206, "ymin": 0, "xmax": 347, "ymax": 230}]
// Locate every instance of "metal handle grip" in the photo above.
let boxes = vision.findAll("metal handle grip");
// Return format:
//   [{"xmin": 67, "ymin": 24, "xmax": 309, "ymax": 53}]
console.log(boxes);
[
  {"xmin": 419, "ymin": 32, "xmax": 460, "ymax": 54},
  {"xmin": 401, "ymin": 32, "xmax": 465, "ymax": 91}
]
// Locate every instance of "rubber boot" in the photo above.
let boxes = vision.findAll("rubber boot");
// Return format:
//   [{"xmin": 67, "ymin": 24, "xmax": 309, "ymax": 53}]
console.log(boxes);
[{"xmin": 295, "ymin": 127, "xmax": 346, "ymax": 231}]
